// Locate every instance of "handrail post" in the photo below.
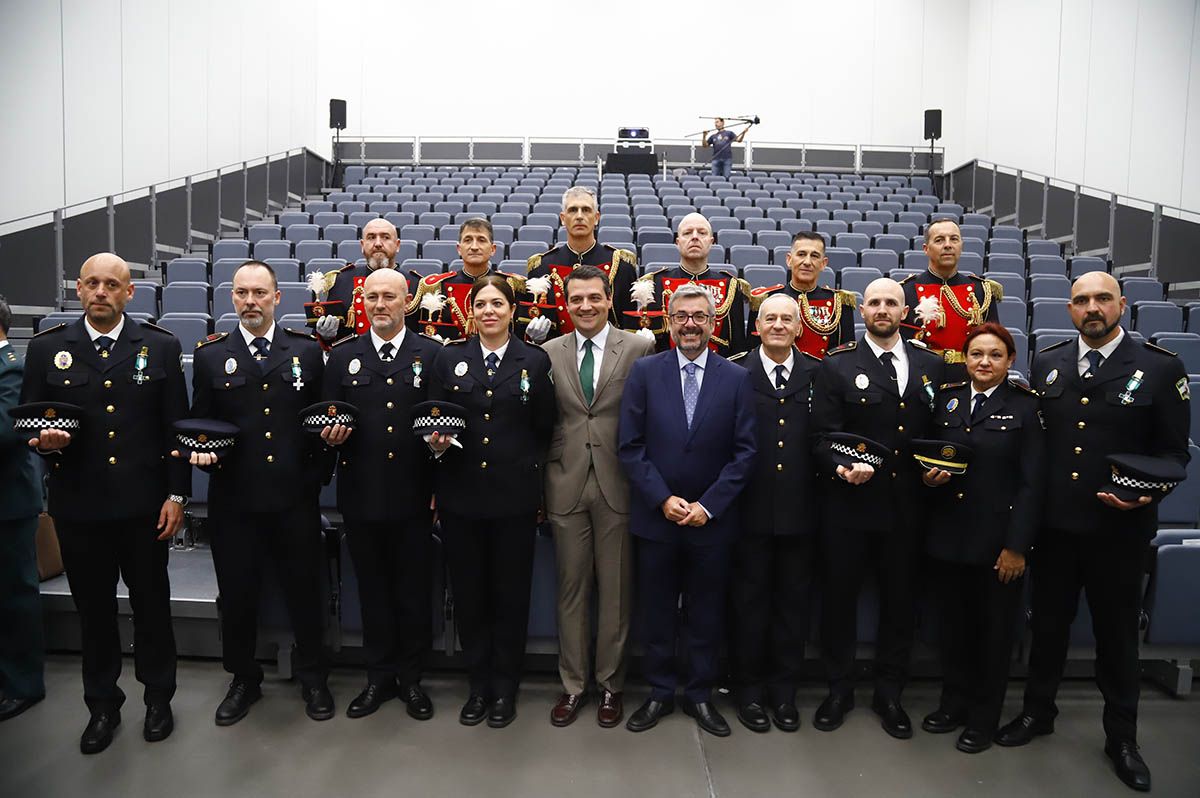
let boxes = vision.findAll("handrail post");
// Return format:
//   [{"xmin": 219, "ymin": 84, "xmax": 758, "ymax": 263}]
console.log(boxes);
[
  {"xmin": 106, "ymin": 195, "xmax": 116, "ymax": 253},
  {"xmin": 1071, "ymin": 184, "xmax": 1080, "ymax": 256},
  {"xmin": 1150, "ymin": 203, "xmax": 1162, "ymax": 280},
  {"xmin": 53, "ymin": 208, "xmax": 64, "ymax": 306},
  {"xmin": 185, "ymin": 176, "xmax": 193, "ymax": 255},
  {"xmin": 1107, "ymin": 192, "xmax": 1117, "ymax": 263}
]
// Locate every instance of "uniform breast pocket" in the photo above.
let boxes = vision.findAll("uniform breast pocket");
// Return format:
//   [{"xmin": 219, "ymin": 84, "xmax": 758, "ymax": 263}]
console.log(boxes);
[
  {"xmin": 447, "ymin": 377, "xmax": 477, "ymax": 395},
  {"xmin": 936, "ymin": 411, "xmax": 964, "ymax": 430},
  {"xmin": 212, "ymin": 376, "xmax": 246, "ymax": 391},
  {"xmin": 46, "ymin": 371, "xmax": 88, "ymax": 389},
  {"xmin": 982, "ymin": 416, "xmax": 1022, "ymax": 432},
  {"xmin": 1105, "ymin": 390, "xmax": 1152, "ymax": 408},
  {"xmin": 342, "ymin": 375, "xmax": 372, "ymax": 389},
  {"xmin": 846, "ymin": 389, "xmax": 882, "ymax": 407},
  {"xmin": 278, "ymin": 370, "xmax": 312, "ymax": 387},
  {"xmin": 1039, "ymin": 381, "xmax": 1064, "ymax": 400}
]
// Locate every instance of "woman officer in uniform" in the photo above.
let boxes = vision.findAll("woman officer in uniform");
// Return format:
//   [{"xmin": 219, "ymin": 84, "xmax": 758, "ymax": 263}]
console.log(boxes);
[
  {"xmin": 427, "ymin": 273, "xmax": 556, "ymax": 729},
  {"xmin": 919, "ymin": 321, "xmax": 1045, "ymax": 754}
]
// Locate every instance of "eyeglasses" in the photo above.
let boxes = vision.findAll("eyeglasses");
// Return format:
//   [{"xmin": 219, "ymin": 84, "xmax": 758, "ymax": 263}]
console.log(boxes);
[{"xmin": 670, "ymin": 311, "xmax": 712, "ymax": 325}]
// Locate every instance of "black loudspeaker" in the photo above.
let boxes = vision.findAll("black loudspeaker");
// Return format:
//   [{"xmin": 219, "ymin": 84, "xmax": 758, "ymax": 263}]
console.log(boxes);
[
  {"xmin": 329, "ymin": 99, "xmax": 347, "ymax": 131},
  {"xmin": 924, "ymin": 109, "xmax": 942, "ymax": 141}
]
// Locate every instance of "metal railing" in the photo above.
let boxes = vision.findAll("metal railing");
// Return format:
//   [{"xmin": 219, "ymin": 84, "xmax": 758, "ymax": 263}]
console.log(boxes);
[
  {"xmin": 946, "ymin": 159, "xmax": 1200, "ymax": 287},
  {"xmin": 0, "ymin": 148, "xmax": 331, "ymax": 313},
  {"xmin": 332, "ymin": 135, "xmax": 944, "ymax": 178}
]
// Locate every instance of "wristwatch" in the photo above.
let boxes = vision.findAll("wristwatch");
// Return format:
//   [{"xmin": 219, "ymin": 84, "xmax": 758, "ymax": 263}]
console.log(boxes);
[{"xmin": 167, "ymin": 494, "xmax": 189, "ymax": 507}]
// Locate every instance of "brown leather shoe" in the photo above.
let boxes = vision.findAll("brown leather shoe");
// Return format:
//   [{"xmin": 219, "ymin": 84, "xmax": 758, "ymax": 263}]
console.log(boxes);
[
  {"xmin": 597, "ymin": 690, "xmax": 623, "ymax": 728},
  {"xmin": 550, "ymin": 692, "xmax": 588, "ymax": 727}
]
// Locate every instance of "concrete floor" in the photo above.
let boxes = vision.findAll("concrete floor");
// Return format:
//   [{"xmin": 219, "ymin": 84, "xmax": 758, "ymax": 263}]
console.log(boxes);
[{"xmin": 1, "ymin": 656, "xmax": 1197, "ymax": 798}]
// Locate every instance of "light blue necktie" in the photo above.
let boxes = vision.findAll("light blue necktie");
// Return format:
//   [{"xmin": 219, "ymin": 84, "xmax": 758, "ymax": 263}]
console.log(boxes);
[{"xmin": 683, "ymin": 362, "xmax": 699, "ymax": 428}]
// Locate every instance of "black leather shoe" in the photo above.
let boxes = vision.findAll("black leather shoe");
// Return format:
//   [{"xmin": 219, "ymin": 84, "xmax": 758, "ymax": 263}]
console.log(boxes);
[
  {"xmin": 956, "ymin": 727, "xmax": 993, "ymax": 754},
  {"xmin": 736, "ymin": 702, "xmax": 771, "ymax": 733},
  {"xmin": 346, "ymin": 683, "xmax": 396, "ymax": 719},
  {"xmin": 1105, "ymin": 740, "xmax": 1151, "ymax": 792},
  {"xmin": 812, "ymin": 693, "xmax": 854, "ymax": 732},
  {"xmin": 400, "ymin": 684, "xmax": 433, "ymax": 721},
  {"xmin": 143, "ymin": 703, "xmax": 173, "ymax": 742},
  {"xmin": 995, "ymin": 713, "xmax": 1054, "ymax": 747},
  {"xmin": 487, "ymin": 696, "xmax": 516, "ymax": 728},
  {"xmin": 0, "ymin": 695, "xmax": 43, "ymax": 722},
  {"xmin": 215, "ymin": 681, "xmax": 261, "ymax": 727},
  {"xmin": 459, "ymin": 694, "xmax": 488, "ymax": 726},
  {"xmin": 871, "ymin": 696, "xmax": 913, "ymax": 739},
  {"xmin": 771, "ymin": 702, "xmax": 800, "ymax": 732},
  {"xmin": 626, "ymin": 698, "xmax": 674, "ymax": 732},
  {"xmin": 302, "ymin": 684, "xmax": 335, "ymax": 721},
  {"xmin": 80, "ymin": 711, "xmax": 120, "ymax": 755},
  {"xmin": 682, "ymin": 699, "xmax": 731, "ymax": 738},
  {"xmin": 922, "ymin": 708, "xmax": 967, "ymax": 734}
]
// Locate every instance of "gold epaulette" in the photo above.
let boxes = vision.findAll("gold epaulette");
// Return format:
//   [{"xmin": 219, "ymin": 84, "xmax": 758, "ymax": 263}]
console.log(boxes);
[
  {"xmin": 1007, "ymin": 378, "xmax": 1039, "ymax": 396},
  {"xmin": 747, "ymin": 284, "xmax": 784, "ymax": 311},
  {"xmin": 1038, "ymin": 339, "xmax": 1072, "ymax": 354},
  {"xmin": 610, "ymin": 246, "xmax": 638, "ymax": 269},
  {"xmin": 982, "ymin": 277, "xmax": 1004, "ymax": 301},
  {"xmin": 337, "ymin": 262, "xmax": 356, "ymax": 273},
  {"xmin": 525, "ymin": 251, "xmax": 549, "ymax": 274},
  {"xmin": 638, "ymin": 268, "xmax": 667, "ymax": 282},
  {"xmin": 196, "ymin": 332, "xmax": 228, "ymax": 349},
  {"xmin": 319, "ymin": 269, "xmax": 341, "ymax": 293},
  {"xmin": 1144, "ymin": 341, "xmax": 1178, "ymax": 357},
  {"xmin": 897, "ymin": 273, "xmax": 917, "ymax": 285},
  {"xmin": 282, "ymin": 327, "xmax": 319, "ymax": 341},
  {"xmin": 32, "ymin": 323, "xmax": 66, "ymax": 337},
  {"xmin": 940, "ymin": 381, "xmax": 968, "ymax": 390},
  {"xmin": 836, "ymin": 289, "xmax": 858, "ymax": 308},
  {"xmin": 501, "ymin": 271, "xmax": 526, "ymax": 294},
  {"xmin": 727, "ymin": 351, "xmax": 749, "ymax": 363},
  {"xmin": 828, "ymin": 341, "xmax": 856, "ymax": 355},
  {"xmin": 737, "ymin": 277, "xmax": 753, "ymax": 302}
]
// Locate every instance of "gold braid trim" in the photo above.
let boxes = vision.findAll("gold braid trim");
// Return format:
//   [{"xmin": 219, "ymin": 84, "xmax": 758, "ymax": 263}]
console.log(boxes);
[
  {"xmin": 939, "ymin": 278, "xmax": 995, "ymax": 326},
  {"xmin": 799, "ymin": 291, "xmax": 842, "ymax": 335}
]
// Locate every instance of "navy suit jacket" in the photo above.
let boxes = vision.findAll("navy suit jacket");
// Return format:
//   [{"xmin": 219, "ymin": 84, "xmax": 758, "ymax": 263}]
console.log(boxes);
[{"xmin": 618, "ymin": 349, "xmax": 757, "ymax": 545}]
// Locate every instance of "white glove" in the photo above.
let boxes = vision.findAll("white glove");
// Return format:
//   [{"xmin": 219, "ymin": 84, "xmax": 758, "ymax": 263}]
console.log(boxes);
[
  {"xmin": 636, "ymin": 327, "xmax": 656, "ymax": 343},
  {"xmin": 315, "ymin": 314, "xmax": 341, "ymax": 341},
  {"xmin": 526, "ymin": 315, "xmax": 551, "ymax": 343}
]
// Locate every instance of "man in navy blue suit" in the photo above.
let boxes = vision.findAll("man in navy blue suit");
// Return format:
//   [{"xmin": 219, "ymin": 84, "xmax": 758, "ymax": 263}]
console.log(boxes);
[{"xmin": 618, "ymin": 282, "xmax": 758, "ymax": 737}]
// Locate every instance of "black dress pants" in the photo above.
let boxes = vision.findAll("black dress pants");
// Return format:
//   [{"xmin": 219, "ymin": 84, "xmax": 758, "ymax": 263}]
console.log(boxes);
[
  {"xmin": 57, "ymin": 517, "xmax": 176, "ymax": 714},
  {"xmin": 343, "ymin": 516, "xmax": 433, "ymax": 688},
  {"xmin": 438, "ymin": 511, "xmax": 535, "ymax": 700},
  {"xmin": 208, "ymin": 505, "xmax": 327, "ymax": 689}
]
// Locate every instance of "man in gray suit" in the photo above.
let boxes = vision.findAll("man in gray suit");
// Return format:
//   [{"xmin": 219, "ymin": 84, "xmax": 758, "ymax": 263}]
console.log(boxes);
[{"xmin": 543, "ymin": 264, "xmax": 655, "ymax": 728}]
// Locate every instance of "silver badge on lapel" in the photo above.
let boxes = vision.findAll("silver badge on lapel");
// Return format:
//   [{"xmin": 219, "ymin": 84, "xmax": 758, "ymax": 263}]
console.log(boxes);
[
  {"xmin": 225, "ymin": 357, "xmax": 238, "ymax": 375},
  {"xmin": 854, "ymin": 373, "xmax": 869, "ymax": 390},
  {"xmin": 946, "ymin": 397, "xmax": 959, "ymax": 412},
  {"xmin": 54, "ymin": 351, "xmax": 73, "ymax": 370},
  {"xmin": 348, "ymin": 358, "xmax": 361, "ymax": 375},
  {"xmin": 1045, "ymin": 368, "xmax": 1058, "ymax": 386},
  {"xmin": 454, "ymin": 361, "xmax": 468, "ymax": 378}
]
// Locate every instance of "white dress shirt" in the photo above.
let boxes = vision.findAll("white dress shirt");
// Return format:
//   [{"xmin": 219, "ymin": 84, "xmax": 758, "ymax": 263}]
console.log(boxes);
[
  {"xmin": 84, "ymin": 315, "xmax": 126, "ymax": 345},
  {"xmin": 1076, "ymin": 328, "xmax": 1125, "ymax": 377},
  {"xmin": 574, "ymin": 324, "xmax": 610, "ymax": 395},
  {"xmin": 864, "ymin": 335, "xmax": 909, "ymax": 396},
  {"xmin": 370, "ymin": 325, "xmax": 407, "ymax": 359},
  {"xmin": 758, "ymin": 347, "xmax": 794, "ymax": 387},
  {"xmin": 239, "ymin": 321, "xmax": 276, "ymax": 350},
  {"xmin": 676, "ymin": 346, "xmax": 709, "ymax": 393}
]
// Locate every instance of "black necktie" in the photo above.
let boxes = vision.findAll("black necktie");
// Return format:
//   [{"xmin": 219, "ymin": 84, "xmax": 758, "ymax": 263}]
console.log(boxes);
[
  {"xmin": 379, "ymin": 342, "xmax": 395, "ymax": 362},
  {"xmin": 880, "ymin": 350, "xmax": 898, "ymax": 382},
  {"xmin": 95, "ymin": 335, "xmax": 114, "ymax": 359},
  {"xmin": 1083, "ymin": 349, "xmax": 1103, "ymax": 380},
  {"xmin": 774, "ymin": 364, "xmax": 787, "ymax": 391},
  {"xmin": 971, "ymin": 393, "xmax": 987, "ymax": 422},
  {"xmin": 252, "ymin": 336, "xmax": 270, "ymax": 360},
  {"xmin": 485, "ymin": 352, "xmax": 499, "ymax": 384}
]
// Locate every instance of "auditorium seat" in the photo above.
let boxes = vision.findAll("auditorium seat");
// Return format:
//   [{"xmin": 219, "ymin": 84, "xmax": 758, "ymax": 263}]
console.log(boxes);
[
  {"xmin": 1120, "ymin": 277, "xmax": 1165, "ymax": 304},
  {"xmin": 1027, "ymin": 255, "xmax": 1066, "ymax": 276},
  {"xmin": 248, "ymin": 224, "xmax": 282, "ymax": 244},
  {"xmin": 1069, "ymin": 256, "xmax": 1107, "ymax": 278},
  {"xmin": 902, "ymin": 250, "xmax": 928, "ymax": 270},
  {"xmin": 1030, "ymin": 299, "xmax": 1073, "ymax": 331},
  {"xmin": 277, "ymin": 211, "xmax": 309, "ymax": 229},
  {"xmin": 717, "ymin": 230, "xmax": 752, "ymax": 248},
  {"xmin": 987, "ymin": 238, "xmax": 1022, "ymax": 257},
  {"xmin": 262, "ymin": 259, "xmax": 301, "ymax": 283},
  {"xmin": 1133, "ymin": 301, "xmax": 1183, "ymax": 337},
  {"xmin": 860, "ymin": 249, "xmax": 899, "ymax": 271},
  {"xmin": 997, "ymin": 298, "xmax": 1027, "ymax": 330},
  {"xmin": 729, "ymin": 245, "xmax": 768, "ymax": 270},
  {"xmin": 1152, "ymin": 333, "xmax": 1200, "ymax": 375},
  {"xmin": 212, "ymin": 239, "xmax": 250, "ymax": 262},
  {"xmin": 252, "ymin": 240, "xmax": 291, "ymax": 261},
  {"xmin": 295, "ymin": 240, "xmax": 334, "ymax": 265},
  {"xmin": 743, "ymin": 264, "xmax": 786, "ymax": 289},
  {"xmin": 1028, "ymin": 275, "xmax": 1071, "ymax": 300},
  {"xmin": 157, "ymin": 313, "xmax": 211, "ymax": 349},
  {"xmin": 839, "ymin": 267, "xmax": 882, "ymax": 296},
  {"xmin": 166, "ymin": 258, "xmax": 208, "ymax": 284},
  {"xmin": 824, "ymin": 247, "xmax": 857, "ymax": 272},
  {"xmin": 1025, "ymin": 239, "xmax": 1061, "ymax": 257},
  {"xmin": 987, "ymin": 272, "xmax": 1026, "ymax": 302},
  {"xmin": 162, "ymin": 282, "xmax": 210, "ymax": 315},
  {"xmin": 422, "ymin": 240, "xmax": 458, "ymax": 265}
]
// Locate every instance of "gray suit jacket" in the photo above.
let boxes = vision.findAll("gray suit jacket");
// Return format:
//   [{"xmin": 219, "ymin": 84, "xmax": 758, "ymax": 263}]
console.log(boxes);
[{"xmin": 545, "ymin": 325, "xmax": 655, "ymax": 515}]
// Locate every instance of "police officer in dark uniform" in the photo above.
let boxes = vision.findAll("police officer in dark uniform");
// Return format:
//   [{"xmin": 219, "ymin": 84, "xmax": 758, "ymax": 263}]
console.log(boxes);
[
  {"xmin": 427, "ymin": 273, "xmax": 556, "ymax": 729},
  {"xmin": 408, "ymin": 218, "xmax": 525, "ymax": 343},
  {"xmin": 899, "ymin": 220, "xmax": 1001, "ymax": 380},
  {"xmin": 810, "ymin": 277, "xmax": 944, "ymax": 739},
  {"xmin": 921, "ymin": 322, "xmax": 1045, "ymax": 754},
  {"xmin": 20, "ymin": 253, "xmax": 188, "ymax": 753},
  {"xmin": 312, "ymin": 218, "xmax": 419, "ymax": 346},
  {"xmin": 0, "ymin": 296, "xmax": 46, "ymax": 723},
  {"xmin": 321, "ymin": 267, "xmax": 442, "ymax": 721},
  {"xmin": 996, "ymin": 272, "xmax": 1191, "ymax": 793},
  {"xmin": 746, "ymin": 232, "xmax": 856, "ymax": 358},
  {"xmin": 189, "ymin": 260, "xmax": 334, "ymax": 725},
  {"xmin": 622, "ymin": 213, "xmax": 749, "ymax": 357},
  {"xmin": 727, "ymin": 293, "xmax": 821, "ymax": 734},
  {"xmin": 517, "ymin": 186, "xmax": 637, "ymax": 343}
]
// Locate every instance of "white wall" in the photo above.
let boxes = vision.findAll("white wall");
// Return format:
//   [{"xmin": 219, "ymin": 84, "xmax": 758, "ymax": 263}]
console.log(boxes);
[
  {"xmin": 963, "ymin": 0, "xmax": 1200, "ymax": 211},
  {"xmin": 1, "ymin": 0, "xmax": 967, "ymax": 225},
  {"xmin": 0, "ymin": 0, "xmax": 322, "ymax": 225}
]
